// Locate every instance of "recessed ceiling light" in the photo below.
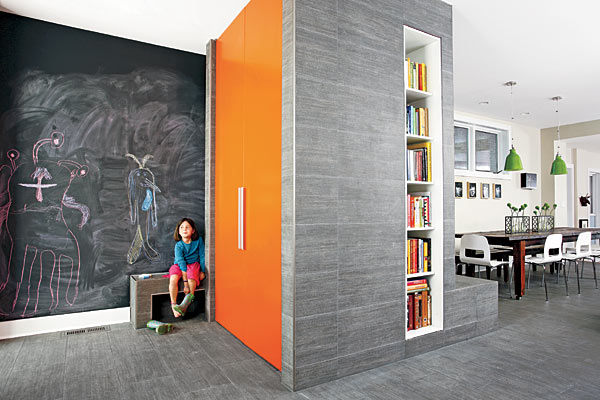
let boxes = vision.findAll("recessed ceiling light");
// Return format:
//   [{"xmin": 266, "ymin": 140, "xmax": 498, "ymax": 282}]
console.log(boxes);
[{"xmin": 478, "ymin": 101, "xmax": 489, "ymax": 105}]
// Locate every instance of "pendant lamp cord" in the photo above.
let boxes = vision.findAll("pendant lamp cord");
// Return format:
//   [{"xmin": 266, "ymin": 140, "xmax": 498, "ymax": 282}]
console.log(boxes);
[
  {"xmin": 506, "ymin": 81, "xmax": 517, "ymax": 148},
  {"xmin": 552, "ymin": 96, "xmax": 562, "ymax": 155}
]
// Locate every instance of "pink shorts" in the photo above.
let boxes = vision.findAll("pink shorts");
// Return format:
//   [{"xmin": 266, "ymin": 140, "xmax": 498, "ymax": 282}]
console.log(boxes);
[{"xmin": 169, "ymin": 262, "xmax": 203, "ymax": 283}]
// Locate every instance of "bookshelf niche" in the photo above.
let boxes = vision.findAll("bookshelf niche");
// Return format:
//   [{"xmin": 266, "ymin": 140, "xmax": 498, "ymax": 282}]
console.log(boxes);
[{"xmin": 404, "ymin": 26, "xmax": 443, "ymax": 339}]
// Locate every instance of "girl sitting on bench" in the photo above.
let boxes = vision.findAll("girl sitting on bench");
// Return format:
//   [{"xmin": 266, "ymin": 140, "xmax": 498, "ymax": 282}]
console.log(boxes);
[{"xmin": 169, "ymin": 218, "xmax": 205, "ymax": 317}]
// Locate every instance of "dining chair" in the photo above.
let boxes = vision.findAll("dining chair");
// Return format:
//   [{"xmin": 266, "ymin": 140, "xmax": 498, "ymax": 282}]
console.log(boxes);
[
  {"xmin": 525, "ymin": 233, "xmax": 564, "ymax": 301},
  {"xmin": 459, "ymin": 234, "xmax": 513, "ymax": 297},
  {"xmin": 563, "ymin": 231, "xmax": 597, "ymax": 293}
]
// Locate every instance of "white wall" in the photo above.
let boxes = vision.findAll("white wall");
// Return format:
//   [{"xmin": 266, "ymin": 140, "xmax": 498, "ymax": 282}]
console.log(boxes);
[
  {"xmin": 454, "ymin": 112, "xmax": 542, "ymax": 234},
  {"xmin": 0, "ymin": 0, "xmax": 250, "ymax": 54},
  {"xmin": 573, "ymin": 148, "xmax": 598, "ymax": 223}
]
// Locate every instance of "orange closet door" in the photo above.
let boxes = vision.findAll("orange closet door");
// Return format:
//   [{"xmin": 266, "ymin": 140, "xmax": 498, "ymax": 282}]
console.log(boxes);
[
  {"xmin": 215, "ymin": 0, "xmax": 282, "ymax": 370},
  {"xmin": 243, "ymin": 0, "xmax": 282, "ymax": 369},
  {"xmin": 215, "ymin": 10, "xmax": 246, "ymax": 339}
]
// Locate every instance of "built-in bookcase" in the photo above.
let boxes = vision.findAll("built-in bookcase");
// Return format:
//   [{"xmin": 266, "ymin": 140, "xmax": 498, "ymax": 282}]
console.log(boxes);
[{"xmin": 404, "ymin": 26, "xmax": 443, "ymax": 339}]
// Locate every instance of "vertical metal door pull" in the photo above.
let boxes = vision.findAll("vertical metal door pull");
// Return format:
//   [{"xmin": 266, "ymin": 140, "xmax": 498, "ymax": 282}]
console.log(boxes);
[{"xmin": 238, "ymin": 187, "xmax": 245, "ymax": 250}]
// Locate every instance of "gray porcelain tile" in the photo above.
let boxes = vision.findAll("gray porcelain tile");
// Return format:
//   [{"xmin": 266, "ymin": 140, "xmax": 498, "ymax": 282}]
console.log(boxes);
[
  {"xmin": 296, "ymin": 27, "xmax": 339, "ymax": 88},
  {"xmin": 337, "ymin": 177, "xmax": 403, "ymax": 223},
  {"xmin": 295, "ymin": 223, "xmax": 338, "ymax": 275},
  {"xmin": 336, "ymin": 85, "xmax": 402, "ymax": 138},
  {"xmin": 5, "ymin": 362, "xmax": 65, "ymax": 400},
  {"xmin": 63, "ymin": 369, "xmax": 123, "ymax": 400},
  {"xmin": 11, "ymin": 338, "xmax": 67, "ymax": 372},
  {"xmin": 296, "ymin": 271, "xmax": 338, "ymax": 318},
  {"xmin": 337, "ymin": 301, "xmax": 403, "ymax": 357},
  {"xmin": 338, "ymin": 263, "xmax": 402, "ymax": 311},
  {"xmin": 296, "ymin": 0, "xmax": 337, "ymax": 39},
  {"xmin": 218, "ymin": 358, "xmax": 280, "ymax": 387},
  {"xmin": 295, "ymin": 175, "xmax": 338, "ymax": 225},
  {"xmin": 296, "ymin": 312, "xmax": 338, "ymax": 367},
  {"xmin": 337, "ymin": 341, "xmax": 404, "ymax": 379}
]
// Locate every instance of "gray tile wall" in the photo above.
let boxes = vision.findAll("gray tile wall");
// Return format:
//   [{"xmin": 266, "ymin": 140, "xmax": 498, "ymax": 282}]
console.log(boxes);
[
  {"xmin": 281, "ymin": 0, "xmax": 496, "ymax": 391},
  {"xmin": 205, "ymin": 39, "xmax": 216, "ymax": 322},
  {"xmin": 281, "ymin": 0, "xmax": 296, "ymax": 388}
]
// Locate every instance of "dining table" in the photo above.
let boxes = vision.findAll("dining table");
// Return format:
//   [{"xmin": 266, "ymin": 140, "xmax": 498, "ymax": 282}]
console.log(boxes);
[{"xmin": 456, "ymin": 227, "xmax": 600, "ymax": 299}]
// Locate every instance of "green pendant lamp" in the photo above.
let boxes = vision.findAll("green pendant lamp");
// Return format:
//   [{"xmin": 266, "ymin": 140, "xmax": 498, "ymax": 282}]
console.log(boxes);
[
  {"xmin": 504, "ymin": 145, "xmax": 523, "ymax": 171},
  {"xmin": 550, "ymin": 96, "xmax": 567, "ymax": 175},
  {"xmin": 503, "ymin": 81, "xmax": 523, "ymax": 171}
]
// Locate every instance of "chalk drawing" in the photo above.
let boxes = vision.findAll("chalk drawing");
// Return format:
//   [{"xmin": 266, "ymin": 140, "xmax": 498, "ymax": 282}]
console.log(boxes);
[
  {"xmin": 126, "ymin": 154, "xmax": 160, "ymax": 264},
  {"xmin": 0, "ymin": 127, "xmax": 90, "ymax": 317}
]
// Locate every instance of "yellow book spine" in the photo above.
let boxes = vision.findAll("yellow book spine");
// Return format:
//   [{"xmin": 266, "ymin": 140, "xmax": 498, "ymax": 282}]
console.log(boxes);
[
  {"xmin": 406, "ymin": 57, "xmax": 411, "ymax": 89},
  {"xmin": 426, "ymin": 142, "xmax": 432, "ymax": 182}
]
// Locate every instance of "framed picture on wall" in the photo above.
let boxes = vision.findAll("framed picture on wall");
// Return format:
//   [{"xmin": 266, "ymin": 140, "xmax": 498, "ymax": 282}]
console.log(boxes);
[
  {"xmin": 481, "ymin": 183, "xmax": 490, "ymax": 199},
  {"xmin": 493, "ymin": 183, "xmax": 502, "ymax": 199},
  {"xmin": 455, "ymin": 182, "xmax": 463, "ymax": 198},
  {"xmin": 467, "ymin": 182, "xmax": 476, "ymax": 198}
]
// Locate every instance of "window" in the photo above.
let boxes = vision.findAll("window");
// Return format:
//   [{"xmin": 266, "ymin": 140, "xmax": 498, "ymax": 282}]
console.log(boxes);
[{"xmin": 454, "ymin": 116, "xmax": 510, "ymax": 177}]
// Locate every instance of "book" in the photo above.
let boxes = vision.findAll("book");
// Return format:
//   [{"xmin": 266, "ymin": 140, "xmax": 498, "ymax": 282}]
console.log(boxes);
[
  {"xmin": 428, "ymin": 293, "xmax": 432, "ymax": 325},
  {"xmin": 407, "ymin": 142, "xmax": 431, "ymax": 182},
  {"xmin": 407, "ymin": 293, "xmax": 414, "ymax": 331},
  {"xmin": 422, "ymin": 289, "xmax": 429, "ymax": 326},
  {"xmin": 407, "ymin": 279, "xmax": 427, "ymax": 286},
  {"xmin": 414, "ymin": 292, "xmax": 422, "ymax": 329}
]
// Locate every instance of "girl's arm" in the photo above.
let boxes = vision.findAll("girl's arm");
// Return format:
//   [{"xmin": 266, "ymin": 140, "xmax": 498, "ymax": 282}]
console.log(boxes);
[
  {"xmin": 174, "ymin": 242, "xmax": 188, "ymax": 272},
  {"xmin": 198, "ymin": 238, "xmax": 206, "ymax": 273}
]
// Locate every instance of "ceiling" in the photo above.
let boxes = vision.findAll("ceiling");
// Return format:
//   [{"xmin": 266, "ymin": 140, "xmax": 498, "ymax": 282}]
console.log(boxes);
[
  {"xmin": 450, "ymin": 0, "xmax": 600, "ymax": 129},
  {"xmin": 1, "ymin": 0, "xmax": 599, "ymax": 130}
]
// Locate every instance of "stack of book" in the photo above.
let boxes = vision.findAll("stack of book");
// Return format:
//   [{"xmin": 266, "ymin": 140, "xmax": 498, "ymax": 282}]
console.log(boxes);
[
  {"xmin": 405, "ymin": 58, "xmax": 427, "ymax": 91},
  {"xmin": 406, "ymin": 237, "xmax": 431, "ymax": 274},
  {"xmin": 406, "ymin": 192, "xmax": 431, "ymax": 228},
  {"xmin": 407, "ymin": 279, "xmax": 432, "ymax": 331},
  {"xmin": 406, "ymin": 105, "xmax": 429, "ymax": 137},
  {"xmin": 406, "ymin": 142, "xmax": 431, "ymax": 182}
]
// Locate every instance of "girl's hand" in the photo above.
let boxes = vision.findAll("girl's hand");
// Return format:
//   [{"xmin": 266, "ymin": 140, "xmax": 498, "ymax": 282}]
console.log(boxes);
[
  {"xmin": 200, "ymin": 271, "xmax": 206, "ymax": 281},
  {"xmin": 183, "ymin": 282, "xmax": 190, "ymax": 294}
]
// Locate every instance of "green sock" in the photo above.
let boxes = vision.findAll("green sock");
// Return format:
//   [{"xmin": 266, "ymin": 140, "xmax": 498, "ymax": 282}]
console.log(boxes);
[{"xmin": 179, "ymin": 293, "xmax": 195, "ymax": 312}]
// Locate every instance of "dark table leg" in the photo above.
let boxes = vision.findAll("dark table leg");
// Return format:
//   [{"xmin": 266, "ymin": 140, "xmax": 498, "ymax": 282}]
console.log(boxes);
[{"xmin": 513, "ymin": 241, "xmax": 526, "ymax": 299}]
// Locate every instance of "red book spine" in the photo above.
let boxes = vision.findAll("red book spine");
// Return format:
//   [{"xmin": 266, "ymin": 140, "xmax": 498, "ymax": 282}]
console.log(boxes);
[
  {"xmin": 414, "ymin": 292, "xmax": 421, "ymax": 329},
  {"xmin": 407, "ymin": 294, "xmax": 414, "ymax": 331}
]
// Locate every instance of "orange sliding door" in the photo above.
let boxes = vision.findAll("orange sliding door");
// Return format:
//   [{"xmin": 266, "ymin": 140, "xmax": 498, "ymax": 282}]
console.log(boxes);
[{"xmin": 215, "ymin": 0, "xmax": 282, "ymax": 369}]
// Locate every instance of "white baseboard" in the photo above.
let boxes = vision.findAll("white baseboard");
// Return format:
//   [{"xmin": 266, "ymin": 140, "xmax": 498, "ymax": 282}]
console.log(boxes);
[{"xmin": 0, "ymin": 307, "xmax": 130, "ymax": 340}]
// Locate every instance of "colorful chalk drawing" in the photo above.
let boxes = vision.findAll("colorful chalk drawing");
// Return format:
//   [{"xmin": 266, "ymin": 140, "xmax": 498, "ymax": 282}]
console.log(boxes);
[
  {"xmin": 0, "ymin": 127, "xmax": 90, "ymax": 317},
  {"xmin": 126, "ymin": 154, "xmax": 160, "ymax": 264}
]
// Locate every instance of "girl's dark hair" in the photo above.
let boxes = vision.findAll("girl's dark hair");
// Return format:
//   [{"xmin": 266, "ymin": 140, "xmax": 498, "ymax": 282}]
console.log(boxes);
[{"xmin": 173, "ymin": 218, "xmax": 200, "ymax": 241}]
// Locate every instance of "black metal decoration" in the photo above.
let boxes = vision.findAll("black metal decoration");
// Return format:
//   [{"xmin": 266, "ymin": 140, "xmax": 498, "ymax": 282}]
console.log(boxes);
[
  {"xmin": 532, "ymin": 216, "xmax": 554, "ymax": 232},
  {"xmin": 505, "ymin": 216, "xmax": 530, "ymax": 234}
]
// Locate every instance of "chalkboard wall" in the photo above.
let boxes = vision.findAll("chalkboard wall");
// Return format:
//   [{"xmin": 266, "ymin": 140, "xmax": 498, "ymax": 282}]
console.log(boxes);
[{"xmin": 0, "ymin": 12, "xmax": 205, "ymax": 320}]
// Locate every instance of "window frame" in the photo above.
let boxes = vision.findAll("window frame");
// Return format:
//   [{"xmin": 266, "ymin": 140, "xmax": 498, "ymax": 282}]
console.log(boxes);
[{"xmin": 454, "ymin": 113, "xmax": 512, "ymax": 180}]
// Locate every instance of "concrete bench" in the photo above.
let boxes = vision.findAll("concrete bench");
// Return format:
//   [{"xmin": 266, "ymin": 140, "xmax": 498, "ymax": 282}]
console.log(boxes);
[{"xmin": 130, "ymin": 273, "xmax": 205, "ymax": 329}]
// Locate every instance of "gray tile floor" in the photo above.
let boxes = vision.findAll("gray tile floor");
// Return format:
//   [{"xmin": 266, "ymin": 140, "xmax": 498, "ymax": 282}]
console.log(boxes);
[{"xmin": 1, "ymin": 263, "xmax": 600, "ymax": 399}]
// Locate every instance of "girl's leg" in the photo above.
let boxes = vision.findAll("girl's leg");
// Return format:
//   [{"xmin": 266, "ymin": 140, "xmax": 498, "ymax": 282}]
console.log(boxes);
[
  {"xmin": 179, "ymin": 278, "xmax": 196, "ymax": 312},
  {"xmin": 188, "ymin": 278, "xmax": 197, "ymax": 293},
  {"xmin": 169, "ymin": 274, "xmax": 180, "ymax": 305},
  {"xmin": 169, "ymin": 272, "xmax": 182, "ymax": 318}
]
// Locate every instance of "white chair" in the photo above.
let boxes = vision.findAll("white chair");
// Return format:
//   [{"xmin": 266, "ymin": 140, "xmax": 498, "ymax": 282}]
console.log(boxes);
[
  {"xmin": 525, "ymin": 233, "xmax": 564, "ymax": 301},
  {"xmin": 563, "ymin": 231, "xmax": 597, "ymax": 293},
  {"xmin": 459, "ymin": 235, "xmax": 513, "ymax": 297}
]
